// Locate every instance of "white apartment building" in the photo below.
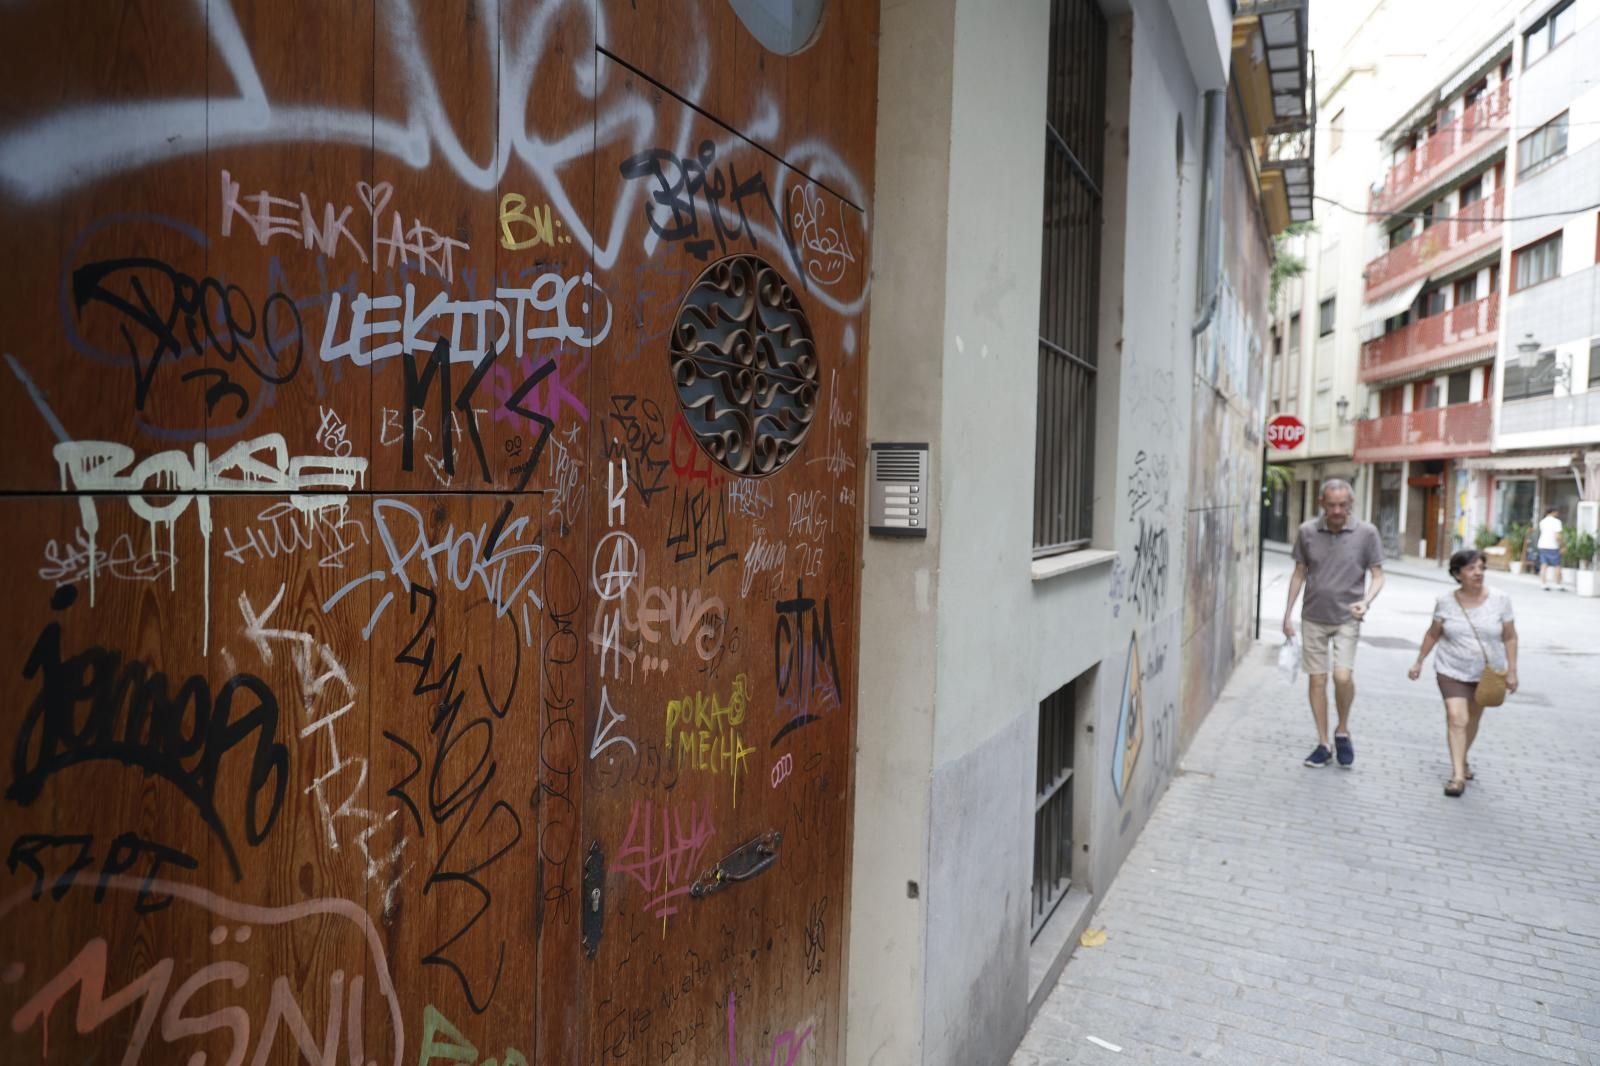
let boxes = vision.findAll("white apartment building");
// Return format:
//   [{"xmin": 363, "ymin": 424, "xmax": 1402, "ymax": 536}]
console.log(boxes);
[
  {"xmin": 1355, "ymin": 33, "xmax": 1515, "ymax": 562},
  {"xmin": 1479, "ymin": 0, "xmax": 1600, "ymax": 536},
  {"xmin": 1272, "ymin": 0, "xmax": 1600, "ymax": 568},
  {"xmin": 1267, "ymin": 1, "xmax": 1523, "ymax": 551}
]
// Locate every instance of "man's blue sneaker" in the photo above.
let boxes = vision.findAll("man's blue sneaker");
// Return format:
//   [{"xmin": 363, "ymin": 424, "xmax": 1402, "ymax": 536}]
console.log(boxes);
[
  {"xmin": 1304, "ymin": 744, "xmax": 1333, "ymax": 767},
  {"xmin": 1334, "ymin": 734, "xmax": 1354, "ymax": 769}
]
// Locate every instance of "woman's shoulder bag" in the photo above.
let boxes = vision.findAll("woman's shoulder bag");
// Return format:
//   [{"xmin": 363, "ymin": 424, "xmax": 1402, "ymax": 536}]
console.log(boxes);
[{"xmin": 1455, "ymin": 592, "xmax": 1508, "ymax": 707}]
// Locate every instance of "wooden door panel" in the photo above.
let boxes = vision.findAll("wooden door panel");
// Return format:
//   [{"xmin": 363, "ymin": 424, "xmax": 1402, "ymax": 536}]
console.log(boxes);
[
  {"xmin": 202, "ymin": 0, "xmax": 376, "ymax": 472},
  {"xmin": 0, "ymin": 2, "xmax": 873, "ymax": 1063},
  {"xmin": 598, "ymin": 0, "xmax": 879, "ymax": 216},
  {"xmin": 578, "ymin": 58, "xmax": 867, "ymax": 1064},
  {"xmin": 0, "ymin": 492, "xmax": 396, "ymax": 1066},
  {"xmin": 359, "ymin": 491, "xmax": 544, "ymax": 1064},
  {"xmin": 0, "ymin": 0, "xmax": 211, "ymax": 489}
]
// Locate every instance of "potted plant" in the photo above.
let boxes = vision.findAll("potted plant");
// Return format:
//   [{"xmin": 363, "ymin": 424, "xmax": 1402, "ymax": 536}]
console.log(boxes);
[
  {"xmin": 1506, "ymin": 523, "xmax": 1528, "ymax": 575},
  {"xmin": 1473, "ymin": 526, "xmax": 1499, "ymax": 551},
  {"xmin": 1575, "ymin": 532, "xmax": 1597, "ymax": 597}
]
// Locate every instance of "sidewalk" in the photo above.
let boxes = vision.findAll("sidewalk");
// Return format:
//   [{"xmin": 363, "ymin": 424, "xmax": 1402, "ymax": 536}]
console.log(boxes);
[
  {"xmin": 1012, "ymin": 555, "xmax": 1600, "ymax": 1065},
  {"xmin": 1265, "ymin": 539, "xmax": 1586, "ymax": 593}
]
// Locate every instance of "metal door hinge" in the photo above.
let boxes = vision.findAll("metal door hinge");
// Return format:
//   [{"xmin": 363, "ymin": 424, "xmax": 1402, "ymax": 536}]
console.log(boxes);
[{"xmin": 689, "ymin": 830, "xmax": 782, "ymax": 899}]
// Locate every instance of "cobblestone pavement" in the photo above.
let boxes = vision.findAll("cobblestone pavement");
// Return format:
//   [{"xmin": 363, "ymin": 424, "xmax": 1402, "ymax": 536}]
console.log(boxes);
[{"xmin": 1012, "ymin": 552, "xmax": 1600, "ymax": 1065}]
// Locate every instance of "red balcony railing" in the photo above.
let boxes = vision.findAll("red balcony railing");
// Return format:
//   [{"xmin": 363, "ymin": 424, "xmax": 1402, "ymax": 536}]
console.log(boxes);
[
  {"xmin": 1352, "ymin": 401, "xmax": 1492, "ymax": 463},
  {"xmin": 1372, "ymin": 80, "xmax": 1511, "ymax": 216},
  {"xmin": 1359, "ymin": 293, "xmax": 1499, "ymax": 384},
  {"xmin": 1364, "ymin": 188, "xmax": 1502, "ymax": 300}
]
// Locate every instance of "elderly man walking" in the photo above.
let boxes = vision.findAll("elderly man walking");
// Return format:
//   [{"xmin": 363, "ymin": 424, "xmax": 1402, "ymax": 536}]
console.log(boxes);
[{"xmin": 1282, "ymin": 479, "xmax": 1386, "ymax": 768}]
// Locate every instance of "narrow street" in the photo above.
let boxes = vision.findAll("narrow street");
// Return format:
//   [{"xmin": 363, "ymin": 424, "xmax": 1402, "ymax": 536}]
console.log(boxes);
[{"xmin": 1013, "ymin": 549, "xmax": 1600, "ymax": 1065}]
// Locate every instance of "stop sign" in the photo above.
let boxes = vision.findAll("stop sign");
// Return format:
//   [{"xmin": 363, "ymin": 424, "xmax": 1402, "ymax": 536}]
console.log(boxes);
[{"xmin": 1266, "ymin": 415, "xmax": 1306, "ymax": 450}]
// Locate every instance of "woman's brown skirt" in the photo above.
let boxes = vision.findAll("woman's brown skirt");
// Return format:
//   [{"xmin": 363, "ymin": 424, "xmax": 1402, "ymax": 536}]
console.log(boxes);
[{"xmin": 1437, "ymin": 674, "xmax": 1479, "ymax": 701}]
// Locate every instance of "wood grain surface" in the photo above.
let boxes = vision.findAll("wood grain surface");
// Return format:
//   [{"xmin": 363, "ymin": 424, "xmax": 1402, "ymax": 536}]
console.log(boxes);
[{"xmin": 0, "ymin": 3, "xmax": 877, "ymax": 1063}]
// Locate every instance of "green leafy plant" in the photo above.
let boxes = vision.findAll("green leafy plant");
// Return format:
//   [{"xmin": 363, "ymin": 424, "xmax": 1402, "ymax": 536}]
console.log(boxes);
[
  {"xmin": 1505, "ymin": 522, "xmax": 1530, "ymax": 565},
  {"xmin": 1562, "ymin": 524, "xmax": 1579, "ymax": 566},
  {"xmin": 1473, "ymin": 526, "xmax": 1499, "ymax": 550},
  {"xmin": 1270, "ymin": 221, "xmax": 1318, "ymax": 305},
  {"xmin": 1574, "ymin": 531, "xmax": 1596, "ymax": 570}
]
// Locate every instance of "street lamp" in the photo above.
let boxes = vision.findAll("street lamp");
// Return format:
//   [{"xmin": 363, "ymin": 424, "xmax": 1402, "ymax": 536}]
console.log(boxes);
[
  {"xmin": 1335, "ymin": 395, "xmax": 1363, "ymax": 425},
  {"xmin": 1516, "ymin": 332, "xmax": 1572, "ymax": 389},
  {"xmin": 1516, "ymin": 332, "xmax": 1540, "ymax": 368}
]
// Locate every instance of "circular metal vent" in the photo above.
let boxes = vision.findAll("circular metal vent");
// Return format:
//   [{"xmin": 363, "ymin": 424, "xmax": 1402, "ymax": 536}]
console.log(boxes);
[{"xmin": 669, "ymin": 255, "xmax": 818, "ymax": 477}]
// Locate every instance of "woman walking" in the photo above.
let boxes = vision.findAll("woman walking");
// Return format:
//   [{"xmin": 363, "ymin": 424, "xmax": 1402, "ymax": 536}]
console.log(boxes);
[{"xmin": 1407, "ymin": 549, "xmax": 1519, "ymax": 796}]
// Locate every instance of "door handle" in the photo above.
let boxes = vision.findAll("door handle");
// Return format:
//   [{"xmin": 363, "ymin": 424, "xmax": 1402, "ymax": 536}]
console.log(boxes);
[{"xmin": 689, "ymin": 830, "xmax": 782, "ymax": 899}]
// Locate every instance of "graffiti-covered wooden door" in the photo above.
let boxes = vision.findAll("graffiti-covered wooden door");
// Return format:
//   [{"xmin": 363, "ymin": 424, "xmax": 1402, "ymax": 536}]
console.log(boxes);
[
  {"xmin": 0, "ymin": 1, "xmax": 874, "ymax": 1065},
  {"xmin": 575, "ymin": 4, "xmax": 875, "ymax": 1063}
]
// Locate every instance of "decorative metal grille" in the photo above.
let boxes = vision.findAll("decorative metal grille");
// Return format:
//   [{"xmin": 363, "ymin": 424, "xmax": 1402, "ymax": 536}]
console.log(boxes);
[
  {"xmin": 669, "ymin": 255, "xmax": 818, "ymax": 476},
  {"xmin": 1033, "ymin": 0, "xmax": 1106, "ymax": 555},
  {"xmin": 1032, "ymin": 676, "xmax": 1078, "ymax": 939}
]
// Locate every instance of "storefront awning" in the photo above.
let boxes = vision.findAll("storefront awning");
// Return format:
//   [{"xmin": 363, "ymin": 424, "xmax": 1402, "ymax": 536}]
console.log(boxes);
[
  {"xmin": 1462, "ymin": 453, "xmax": 1578, "ymax": 473},
  {"xmin": 1359, "ymin": 278, "xmax": 1427, "ymax": 334}
]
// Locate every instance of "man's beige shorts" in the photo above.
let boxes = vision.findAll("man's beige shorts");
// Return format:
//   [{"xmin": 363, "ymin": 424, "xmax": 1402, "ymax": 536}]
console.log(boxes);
[{"xmin": 1301, "ymin": 619, "xmax": 1360, "ymax": 676}]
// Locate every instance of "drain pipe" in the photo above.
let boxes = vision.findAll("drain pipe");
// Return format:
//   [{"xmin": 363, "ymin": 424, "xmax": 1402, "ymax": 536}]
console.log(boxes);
[{"xmin": 1191, "ymin": 89, "xmax": 1226, "ymax": 336}]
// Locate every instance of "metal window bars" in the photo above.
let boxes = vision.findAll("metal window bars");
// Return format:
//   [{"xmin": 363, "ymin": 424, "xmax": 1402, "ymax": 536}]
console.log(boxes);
[
  {"xmin": 1032, "ymin": 677, "xmax": 1078, "ymax": 939},
  {"xmin": 1033, "ymin": 0, "xmax": 1106, "ymax": 556}
]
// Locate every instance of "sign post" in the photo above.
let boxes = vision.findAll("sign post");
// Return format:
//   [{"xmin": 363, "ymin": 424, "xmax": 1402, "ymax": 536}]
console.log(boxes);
[{"xmin": 1258, "ymin": 416, "xmax": 1306, "ymax": 639}]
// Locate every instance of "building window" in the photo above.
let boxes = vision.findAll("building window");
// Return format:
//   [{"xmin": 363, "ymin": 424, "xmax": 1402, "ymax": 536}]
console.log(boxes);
[
  {"xmin": 1464, "ymin": 80, "xmax": 1487, "ymax": 106},
  {"xmin": 1448, "ymin": 370, "xmax": 1472, "ymax": 404},
  {"xmin": 1380, "ymin": 386, "xmax": 1403, "ymax": 417},
  {"xmin": 1033, "ymin": 0, "xmax": 1106, "ymax": 555},
  {"xmin": 1524, "ymin": 0, "xmax": 1575, "ymax": 68},
  {"xmin": 1459, "ymin": 177, "xmax": 1484, "ymax": 208},
  {"xmin": 1518, "ymin": 112, "xmax": 1568, "ymax": 175},
  {"xmin": 1319, "ymin": 297, "xmax": 1336, "ymax": 336},
  {"xmin": 1514, "ymin": 233, "xmax": 1562, "ymax": 291},
  {"xmin": 1388, "ymin": 222, "xmax": 1413, "ymax": 249},
  {"xmin": 1591, "ymin": 340, "xmax": 1600, "ymax": 389},
  {"xmin": 1330, "ymin": 109, "xmax": 1344, "ymax": 153},
  {"xmin": 1289, "ymin": 312, "xmax": 1301, "ymax": 351},
  {"xmin": 1454, "ymin": 276, "xmax": 1479, "ymax": 305},
  {"xmin": 1504, "ymin": 350, "xmax": 1557, "ymax": 400},
  {"xmin": 1032, "ymin": 677, "xmax": 1079, "ymax": 938},
  {"xmin": 1416, "ymin": 382, "xmax": 1441, "ymax": 410},
  {"xmin": 1418, "ymin": 287, "xmax": 1448, "ymax": 319}
]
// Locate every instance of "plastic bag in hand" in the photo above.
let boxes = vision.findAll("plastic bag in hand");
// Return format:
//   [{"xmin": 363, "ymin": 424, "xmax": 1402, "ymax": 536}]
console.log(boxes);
[{"xmin": 1278, "ymin": 636, "xmax": 1300, "ymax": 685}]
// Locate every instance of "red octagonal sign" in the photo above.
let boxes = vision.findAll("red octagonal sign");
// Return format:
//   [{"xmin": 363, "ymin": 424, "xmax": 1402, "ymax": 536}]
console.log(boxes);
[{"xmin": 1266, "ymin": 414, "xmax": 1306, "ymax": 451}]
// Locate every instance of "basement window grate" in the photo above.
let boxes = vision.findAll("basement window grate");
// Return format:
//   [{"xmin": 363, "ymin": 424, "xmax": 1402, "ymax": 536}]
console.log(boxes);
[{"xmin": 1031, "ymin": 676, "xmax": 1078, "ymax": 939}]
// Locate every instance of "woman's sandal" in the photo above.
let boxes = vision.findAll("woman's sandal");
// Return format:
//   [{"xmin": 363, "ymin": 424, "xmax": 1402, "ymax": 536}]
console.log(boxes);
[
  {"xmin": 1444, "ymin": 778, "xmax": 1466, "ymax": 797},
  {"xmin": 1464, "ymin": 762, "xmax": 1474, "ymax": 780}
]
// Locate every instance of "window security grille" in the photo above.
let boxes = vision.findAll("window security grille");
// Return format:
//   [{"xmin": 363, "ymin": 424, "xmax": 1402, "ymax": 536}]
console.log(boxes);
[
  {"xmin": 1032, "ymin": 677, "xmax": 1078, "ymax": 939},
  {"xmin": 1033, "ymin": 0, "xmax": 1107, "ymax": 556}
]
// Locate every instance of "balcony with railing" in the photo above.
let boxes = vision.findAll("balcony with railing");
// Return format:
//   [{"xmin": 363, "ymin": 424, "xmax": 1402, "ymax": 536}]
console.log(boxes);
[
  {"xmin": 1371, "ymin": 79, "xmax": 1511, "ymax": 216},
  {"xmin": 1358, "ymin": 292, "xmax": 1498, "ymax": 384},
  {"xmin": 1364, "ymin": 188, "xmax": 1502, "ymax": 301},
  {"xmin": 1352, "ymin": 401, "xmax": 1492, "ymax": 463}
]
